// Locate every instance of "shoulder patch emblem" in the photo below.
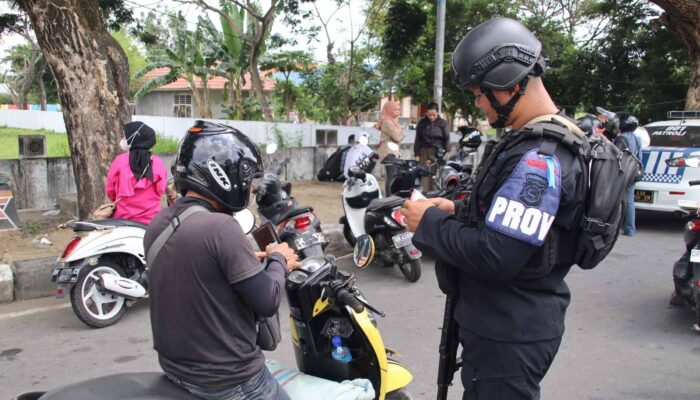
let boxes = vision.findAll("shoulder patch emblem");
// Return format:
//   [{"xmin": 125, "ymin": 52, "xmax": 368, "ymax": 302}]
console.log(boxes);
[{"xmin": 485, "ymin": 150, "xmax": 561, "ymax": 246}]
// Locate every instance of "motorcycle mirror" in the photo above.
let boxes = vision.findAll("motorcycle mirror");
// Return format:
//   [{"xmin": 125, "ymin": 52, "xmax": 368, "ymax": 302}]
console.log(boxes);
[
  {"xmin": 266, "ymin": 143, "xmax": 278, "ymax": 155},
  {"xmin": 353, "ymin": 234, "xmax": 375, "ymax": 269},
  {"xmin": 359, "ymin": 135, "xmax": 369, "ymax": 146},
  {"xmin": 233, "ymin": 209, "xmax": 256, "ymax": 234},
  {"xmin": 387, "ymin": 142, "xmax": 400, "ymax": 152}
]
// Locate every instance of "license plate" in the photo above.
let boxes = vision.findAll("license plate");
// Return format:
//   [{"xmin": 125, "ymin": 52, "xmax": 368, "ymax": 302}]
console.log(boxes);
[
  {"xmin": 294, "ymin": 231, "xmax": 327, "ymax": 251},
  {"xmin": 634, "ymin": 190, "xmax": 653, "ymax": 204},
  {"xmin": 51, "ymin": 267, "xmax": 80, "ymax": 283},
  {"xmin": 691, "ymin": 249, "xmax": 700, "ymax": 263},
  {"xmin": 392, "ymin": 232, "xmax": 413, "ymax": 249}
]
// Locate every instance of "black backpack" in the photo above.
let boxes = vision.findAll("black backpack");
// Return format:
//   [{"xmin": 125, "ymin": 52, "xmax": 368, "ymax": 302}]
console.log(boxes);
[
  {"xmin": 470, "ymin": 115, "xmax": 641, "ymax": 270},
  {"xmin": 317, "ymin": 145, "xmax": 351, "ymax": 182}
]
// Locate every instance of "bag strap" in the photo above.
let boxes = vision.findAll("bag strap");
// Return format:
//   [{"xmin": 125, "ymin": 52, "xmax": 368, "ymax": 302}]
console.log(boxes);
[{"xmin": 146, "ymin": 205, "xmax": 208, "ymax": 266}]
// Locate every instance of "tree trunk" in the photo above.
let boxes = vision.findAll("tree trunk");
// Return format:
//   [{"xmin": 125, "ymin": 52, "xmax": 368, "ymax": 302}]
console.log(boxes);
[
  {"xmin": 249, "ymin": 49, "xmax": 272, "ymax": 121},
  {"xmin": 651, "ymin": 0, "xmax": 700, "ymax": 110},
  {"xmin": 38, "ymin": 59, "xmax": 47, "ymax": 111},
  {"xmin": 235, "ymin": 76, "xmax": 243, "ymax": 120},
  {"xmin": 18, "ymin": 0, "xmax": 131, "ymax": 218}
]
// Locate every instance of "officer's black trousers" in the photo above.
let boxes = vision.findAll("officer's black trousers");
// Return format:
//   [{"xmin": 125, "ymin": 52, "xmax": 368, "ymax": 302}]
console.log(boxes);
[{"xmin": 459, "ymin": 328, "xmax": 562, "ymax": 400}]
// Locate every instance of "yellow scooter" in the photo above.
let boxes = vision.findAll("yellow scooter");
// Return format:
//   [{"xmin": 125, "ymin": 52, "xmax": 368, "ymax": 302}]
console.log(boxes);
[{"xmin": 285, "ymin": 235, "xmax": 413, "ymax": 399}]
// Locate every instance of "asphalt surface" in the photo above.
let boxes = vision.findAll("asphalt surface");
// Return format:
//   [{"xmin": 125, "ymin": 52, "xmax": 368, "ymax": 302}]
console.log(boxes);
[{"xmin": 1, "ymin": 211, "xmax": 700, "ymax": 399}]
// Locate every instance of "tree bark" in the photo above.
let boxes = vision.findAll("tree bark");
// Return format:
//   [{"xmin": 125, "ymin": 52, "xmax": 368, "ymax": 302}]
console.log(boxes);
[
  {"xmin": 18, "ymin": 0, "xmax": 131, "ymax": 218},
  {"xmin": 37, "ymin": 59, "xmax": 47, "ymax": 111},
  {"xmin": 650, "ymin": 0, "xmax": 700, "ymax": 110},
  {"xmin": 250, "ymin": 52, "xmax": 272, "ymax": 121}
]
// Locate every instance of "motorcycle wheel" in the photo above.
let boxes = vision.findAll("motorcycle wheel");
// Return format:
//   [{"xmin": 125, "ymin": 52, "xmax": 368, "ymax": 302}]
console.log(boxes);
[
  {"xmin": 342, "ymin": 221, "xmax": 357, "ymax": 246},
  {"xmin": 398, "ymin": 253, "xmax": 422, "ymax": 283},
  {"xmin": 386, "ymin": 388, "xmax": 412, "ymax": 400},
  {"xmin": 70, "ymin": 261, "xmax": 127, "ymax": 328}
]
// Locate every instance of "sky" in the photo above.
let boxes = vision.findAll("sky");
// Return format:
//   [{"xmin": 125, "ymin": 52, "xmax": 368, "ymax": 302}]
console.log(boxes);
[{"xmin": 0, "ymin": 0, "xmax": 370, "ymax": 71}]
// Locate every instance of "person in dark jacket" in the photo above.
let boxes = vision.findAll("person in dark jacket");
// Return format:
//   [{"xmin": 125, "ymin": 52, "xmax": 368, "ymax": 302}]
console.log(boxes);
[
  {"xmin": 414, "ymin": 102, "xmax": 450, "ymax": 191},
  {"xmin": 400, "ymin": 18, "xmax": 585, "ymax": 400}
]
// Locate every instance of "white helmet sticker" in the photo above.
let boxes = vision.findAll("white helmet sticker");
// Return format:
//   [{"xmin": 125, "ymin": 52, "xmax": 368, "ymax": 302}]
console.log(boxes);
[{"xmin": 207, "ymin": 159, "xmax": 232, "ymax": 191}]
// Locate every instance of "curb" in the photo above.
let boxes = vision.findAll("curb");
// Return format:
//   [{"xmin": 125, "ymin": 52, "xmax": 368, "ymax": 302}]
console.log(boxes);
[
  {"xmin": 2, "ymin": 224, "xmax": 352, "ymax": 303},
  {"xmin": 0, "ymin": 264, "xmax": 13, "ymax": 303}
]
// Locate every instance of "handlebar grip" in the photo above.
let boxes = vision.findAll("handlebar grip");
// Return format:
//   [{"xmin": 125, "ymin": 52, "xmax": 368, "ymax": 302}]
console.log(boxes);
[
  {"xmin": 690, "ymin": 180, "xmax": 700, "ymax": 186},
  {"xmin": 337, "ymin": 289, "xmax": 365, "ymax": 313}
]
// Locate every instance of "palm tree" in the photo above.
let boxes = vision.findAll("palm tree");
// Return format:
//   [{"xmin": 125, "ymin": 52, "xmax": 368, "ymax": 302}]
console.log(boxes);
[{"xmin": 132, "ymin": 13, "xmax": 218, "ymax": 118}]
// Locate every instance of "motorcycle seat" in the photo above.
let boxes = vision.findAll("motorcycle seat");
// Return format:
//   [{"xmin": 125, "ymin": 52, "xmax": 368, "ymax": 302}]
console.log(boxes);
[
  {"xmin": 73, "ymin": 219, "xmax": 148, "ymax": 231},
  {"xmin": 367, "ymin": 196, "xmax": 405, "ymax": 212},
  {"xmin": 279, "ymin": 206, "xmax": 314, "ymax": 222},
  {"xmin": 35, "ymin": 372, "xmax": 198, "ymax": 400}
]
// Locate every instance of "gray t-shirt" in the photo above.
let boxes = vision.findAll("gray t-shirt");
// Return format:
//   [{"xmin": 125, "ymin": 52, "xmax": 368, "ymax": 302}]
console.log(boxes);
[{"xmin": 145, "ymin": 203, "xmax": 264, "ymax": 389}]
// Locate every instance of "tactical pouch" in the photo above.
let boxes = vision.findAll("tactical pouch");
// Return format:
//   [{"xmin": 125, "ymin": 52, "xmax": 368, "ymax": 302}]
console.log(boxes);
[{"xmin": 435, "ymin": 259, "xmax": 460, "ymax": 295}]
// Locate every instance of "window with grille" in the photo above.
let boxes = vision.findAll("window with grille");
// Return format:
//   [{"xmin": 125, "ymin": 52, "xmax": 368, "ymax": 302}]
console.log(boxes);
[{"xmin": 173, "ymin": 94, "xmax": 193, "ymax": 118}]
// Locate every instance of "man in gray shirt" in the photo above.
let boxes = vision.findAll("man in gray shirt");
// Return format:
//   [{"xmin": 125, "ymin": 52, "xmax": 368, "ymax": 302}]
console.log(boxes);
[{"xmin": 145, "ymin": 121, "xmax": 300, "ymax": 400}]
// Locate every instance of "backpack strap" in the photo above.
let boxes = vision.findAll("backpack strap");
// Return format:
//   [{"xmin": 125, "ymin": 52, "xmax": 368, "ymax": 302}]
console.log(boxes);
[{"xmin": 146, "ymin": 205, "xmax": 208, "ymax": 266}]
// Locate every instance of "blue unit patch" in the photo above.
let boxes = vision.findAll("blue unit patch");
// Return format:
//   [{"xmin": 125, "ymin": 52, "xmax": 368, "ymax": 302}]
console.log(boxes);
[{"xmin": 485, "ymin": 150, "xmax": 561, "ymax": 246}]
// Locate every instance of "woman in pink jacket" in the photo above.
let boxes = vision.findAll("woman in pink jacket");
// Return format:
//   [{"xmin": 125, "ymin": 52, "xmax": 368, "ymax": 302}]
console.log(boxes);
[{"xmin": 105, "ymin": 122, "xmax": 167, "ymax": 224}]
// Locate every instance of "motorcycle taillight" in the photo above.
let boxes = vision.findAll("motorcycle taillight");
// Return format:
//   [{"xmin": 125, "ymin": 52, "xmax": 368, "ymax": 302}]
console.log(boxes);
[
  {"xmin": 687, "ymin": 220, "xmax": 700, "ymax": 232},
  {"xmin": 391, "ymin": 209, "xmax": 406, "ymax": 227},
  {"xmin": 60, "ymin": 236, "xmax": 82, "ymax": 259},
  {"xmin": 294, "ymin": 215, "xmax": 311, "ymax": 231},
  {"xmin": 455, "ymin": 192, "xmax": 467, "ymax": 200}
]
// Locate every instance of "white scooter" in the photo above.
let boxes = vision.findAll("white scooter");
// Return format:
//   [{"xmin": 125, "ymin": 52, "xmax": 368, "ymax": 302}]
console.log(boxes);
[
  {"xmin": 339, "ymin": 140, "xmax": 423, "ymax": 282},
  {"xmin": 52, "ymin": 210, "xmax": 256, "ymax": 328}
]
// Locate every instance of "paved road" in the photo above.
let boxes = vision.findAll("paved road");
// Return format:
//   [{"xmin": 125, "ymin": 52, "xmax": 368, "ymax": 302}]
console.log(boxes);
[{"xmin": 1, "ymin": 211, "xmax": 700, "ymax": 399}]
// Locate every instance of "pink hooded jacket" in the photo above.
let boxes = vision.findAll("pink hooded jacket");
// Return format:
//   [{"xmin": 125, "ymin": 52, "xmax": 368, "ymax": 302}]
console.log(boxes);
[{"xmin": 105, "ymin": 152, "xmax": 167, "ymax": 224}]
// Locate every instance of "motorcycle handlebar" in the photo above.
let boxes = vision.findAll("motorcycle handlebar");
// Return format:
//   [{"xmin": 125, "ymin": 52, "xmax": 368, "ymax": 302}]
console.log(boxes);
[
  {"xmin": 336, "ymin": 288, "xmax": 365, "ymax": 313},
  {"xmin": 690, "ymin": 180, "xmax": 700, "ymax": 186}
]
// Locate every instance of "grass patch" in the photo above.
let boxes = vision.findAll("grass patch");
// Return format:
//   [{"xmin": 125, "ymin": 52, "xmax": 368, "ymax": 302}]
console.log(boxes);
[{"xmin": 0, "ymin": 126, "xmax": 179, "ymax": 159}]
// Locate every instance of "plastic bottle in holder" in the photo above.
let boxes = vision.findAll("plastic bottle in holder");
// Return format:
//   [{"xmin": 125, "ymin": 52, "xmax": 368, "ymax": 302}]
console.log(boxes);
[{"xmin": 331, "ymin": 336, "xmax": 352, "ymax": 363}]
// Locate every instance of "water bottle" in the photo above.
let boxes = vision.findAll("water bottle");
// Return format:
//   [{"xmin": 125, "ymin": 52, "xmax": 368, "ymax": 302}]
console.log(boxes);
[{"xmin": 331, "ymin": 336, "xmax": 352, "ymax": 363}]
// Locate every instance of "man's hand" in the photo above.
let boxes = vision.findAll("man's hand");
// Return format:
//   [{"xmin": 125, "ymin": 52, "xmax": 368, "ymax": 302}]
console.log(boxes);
[
  {"xmin": 266, "ymin": 242, "xmax": 301, "ymax": 272},
  {"xmin": 400, "ymin": 200, "xmax": 435, "ymax": 232},
  {"xmin": 428, "ymin": 197, "xmax": 456, "ymax": 215}
]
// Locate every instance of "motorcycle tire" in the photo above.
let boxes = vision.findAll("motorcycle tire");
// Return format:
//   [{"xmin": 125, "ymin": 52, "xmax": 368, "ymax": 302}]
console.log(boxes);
[
  {"xmin": 342, "ymin": 221, "xmax": 357, "ymax": 246},
  {"xmin": 398, "ymin": 254, "xmax": 422, "ymax": 283},
  {"xmin": 70, "ymin": 261, "xmax": 127, "ymax": 329},
  {"xmin": 386, "ymin": 387, "xmax": 412, "ymax": 400}
]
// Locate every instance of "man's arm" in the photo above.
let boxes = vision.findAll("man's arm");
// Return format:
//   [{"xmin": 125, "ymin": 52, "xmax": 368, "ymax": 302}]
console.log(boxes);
[
  {"xmin": 413, "ymin": 207, "xmax": 538, "ymax": 281},
  {"xmin": 232, "ymin": 253, "xmax": 287, "ymax": 317}
]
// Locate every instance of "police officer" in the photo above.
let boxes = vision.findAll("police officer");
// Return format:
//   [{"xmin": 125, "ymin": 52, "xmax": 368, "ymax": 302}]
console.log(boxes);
[
  {"xmin": 145, "ymin": 121, "xmax": 299, "ymax": 400},
  {"xmin": 400, "ymin": 18, "xmax": 585, "ymax": 399}
]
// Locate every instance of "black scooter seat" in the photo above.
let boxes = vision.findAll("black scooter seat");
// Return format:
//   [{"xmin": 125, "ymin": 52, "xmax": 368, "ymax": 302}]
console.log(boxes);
[
  {"xmin": 72, "ymin": 219, "xmax": 147, "ymax": 231},
  {"xmin": 279, "ymin": 206, "xmax": 314, "ymax": 221},
  {"xmin": 35, "ymin": 372, "xmax": 198, "ymax": 400},
  {"xmin": 367, "ymin": 196, "xmax": 405, "ymax": 212}
]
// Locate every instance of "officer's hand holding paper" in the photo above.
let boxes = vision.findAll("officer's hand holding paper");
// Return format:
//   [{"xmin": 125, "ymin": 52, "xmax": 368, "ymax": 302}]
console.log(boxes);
[{"xmin": 400, "ymin": 189, "xmax": 435, "ymax": 232}]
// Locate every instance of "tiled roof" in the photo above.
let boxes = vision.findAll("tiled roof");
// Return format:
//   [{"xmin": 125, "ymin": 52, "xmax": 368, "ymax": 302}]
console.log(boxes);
[{"xmin": 141, "ymin": 68, "xmax": 276, "ymax": 91}]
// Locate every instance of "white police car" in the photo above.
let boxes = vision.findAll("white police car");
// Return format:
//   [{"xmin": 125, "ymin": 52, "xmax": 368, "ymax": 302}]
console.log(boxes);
[{"xmin": 635, "ymin": 111, "xmax": 700, "ymax": 214}]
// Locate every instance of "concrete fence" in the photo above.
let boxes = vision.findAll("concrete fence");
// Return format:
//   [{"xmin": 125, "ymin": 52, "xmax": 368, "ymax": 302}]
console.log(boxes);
[{"xmin": 0, "ymin": 146, "xmax": 417, "ymax": 211}]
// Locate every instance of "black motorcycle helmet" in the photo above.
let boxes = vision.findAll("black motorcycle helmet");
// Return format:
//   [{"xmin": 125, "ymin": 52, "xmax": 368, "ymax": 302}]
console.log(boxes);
[
  {"xmin": 576, "ymin": 114, "xmax": 602, "ymax": 137},
  {"xmin": 174, "ymin": 120, "xmax": 263, "ymax": 213},
  {"xmin": 451, "ymin": 18, "xmax": 548, "ymax": 128},
  {"xmin": 614, "ymin": 112, "xmax": 639, "ymax": 133},
  {"xmin": 457, "ymin": 126, "xmax": 483, "ymax": 149}
]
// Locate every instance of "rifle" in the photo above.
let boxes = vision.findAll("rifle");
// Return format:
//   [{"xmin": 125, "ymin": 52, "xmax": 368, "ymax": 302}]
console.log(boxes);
[{"xmin": 437, "ymin": 293, "xmax": 461, "ymax": 400}]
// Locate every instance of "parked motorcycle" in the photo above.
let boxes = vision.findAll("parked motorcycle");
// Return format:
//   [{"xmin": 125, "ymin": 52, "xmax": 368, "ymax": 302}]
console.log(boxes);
[
  {"xmin": 667, "ymin": 154, "xmax": 700, "ymax": 332},
  {"xmin": 383, "ymin": 156, "xmax": 431, "ymax": 198},
  {"xmin": 254, "ymin": 143, "xmax": 327, "ymax": 259},
  {"xmin": 19, "ymin": 236, "xmax": 413, "ymax": 400},
  {"xmin": 340, "ymin": 142, "xmax": 423, "ymax": 282},
  {"xmin": 51, "ymin": 210, "xmax": 256, "ymax": 328}
]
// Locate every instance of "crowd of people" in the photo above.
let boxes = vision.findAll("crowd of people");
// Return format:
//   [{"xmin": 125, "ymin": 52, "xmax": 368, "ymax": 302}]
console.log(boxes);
[{"xmin": 95, "ymin": 16, "xmax": 647, "ymax": 400}]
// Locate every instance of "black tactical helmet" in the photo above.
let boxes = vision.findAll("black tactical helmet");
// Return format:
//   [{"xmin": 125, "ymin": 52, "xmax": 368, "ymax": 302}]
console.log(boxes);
[
  {"xmin": 174, "ymin": 121, "xmax": 263, "ymax": 213},
  {"xmin": 614, "ymin": 112, "xmax": 639, "ymax": 133},
  {"xmin": 451, "ymin": 18, "xmax": 547, "ymax": 128},
  {"xmin": 576, "ymin": 114, "xmax": 602, "ymax": 137}
]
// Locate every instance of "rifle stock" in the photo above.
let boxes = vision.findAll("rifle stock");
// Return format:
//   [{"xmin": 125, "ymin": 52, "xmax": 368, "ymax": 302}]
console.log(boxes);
[{"xmin": 437, "ymin": 294, "xmax": 459, "ymax": 400}]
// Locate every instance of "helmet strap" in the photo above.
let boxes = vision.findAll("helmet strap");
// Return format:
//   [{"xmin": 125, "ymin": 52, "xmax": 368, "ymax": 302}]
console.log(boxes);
[{"xmin": 483, "ymin": 77, "xmax": 530, "ymax": 129}]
